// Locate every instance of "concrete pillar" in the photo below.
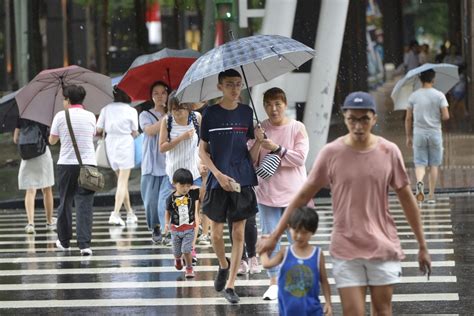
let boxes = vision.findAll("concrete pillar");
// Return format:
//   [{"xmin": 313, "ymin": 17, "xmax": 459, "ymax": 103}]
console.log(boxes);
[
  {"xmin": 250, "ymin": 0, "xmax": 298, "ymax": 122},
  {"xmin": 303, "ymin": 0, "xmax": 349, "ymax": 170}
]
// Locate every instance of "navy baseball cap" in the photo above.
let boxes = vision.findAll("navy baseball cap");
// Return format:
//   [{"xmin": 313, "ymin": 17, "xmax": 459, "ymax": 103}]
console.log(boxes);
[{"xmin": 341, "ymin": 91, "xmax": 376, "ymax": 113}]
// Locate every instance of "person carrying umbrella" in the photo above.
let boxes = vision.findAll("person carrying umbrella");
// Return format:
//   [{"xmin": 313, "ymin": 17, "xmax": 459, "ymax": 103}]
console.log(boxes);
[
  {"xmin": 48, "ymin": 85, "xmax": 96, "ymax": 256},
  {"xmin": 405, "ymin": 69, "xmax": 450, "ymax": 203},
  {"xmin": 199, "ymin": 69, "xmax": 261, "ymax": 304}
]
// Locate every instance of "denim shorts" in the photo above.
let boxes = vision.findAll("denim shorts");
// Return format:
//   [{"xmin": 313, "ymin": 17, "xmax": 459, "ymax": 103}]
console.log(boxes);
[
  {"xmin": 413, "ymin": 132, "xmax": 443, "ymax": 166},
  {"xmin": 332, "ymin": 258, "xmax": 402, "ymax": 288},
  {"xmin": 171, "ymin": 228, "xmax": 194, "ymax": 258}
]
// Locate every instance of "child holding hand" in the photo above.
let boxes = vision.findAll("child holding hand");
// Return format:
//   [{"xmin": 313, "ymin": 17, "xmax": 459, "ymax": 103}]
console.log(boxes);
[{"xmin": 260, "ymin": 207, "xmax": 332, "ymax": 316}]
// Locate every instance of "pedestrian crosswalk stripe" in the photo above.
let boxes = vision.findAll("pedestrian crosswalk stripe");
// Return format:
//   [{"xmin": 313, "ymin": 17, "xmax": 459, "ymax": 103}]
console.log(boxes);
[
  {"xmin": 0, "ymin": 276, "xmax": 457, "ymax": 291},
  {"xmin": 0, "ymin": 293, "xmax": 459, "ymax": 309},
  {"xmin": 0, "ymin": 260, "xmax": 455, "ymax": 276}
]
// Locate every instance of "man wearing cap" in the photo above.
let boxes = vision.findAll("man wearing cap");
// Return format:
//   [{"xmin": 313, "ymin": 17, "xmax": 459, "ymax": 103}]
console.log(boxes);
[{"xmin": 258, "ymin": 91, "xmax": 431, "ymax": 315}]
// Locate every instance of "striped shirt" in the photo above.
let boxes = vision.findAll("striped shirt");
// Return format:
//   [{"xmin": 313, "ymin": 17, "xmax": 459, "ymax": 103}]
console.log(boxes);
[
  {"xmin": 50, "ymin": 105, "xmax": 97, "ymax": 165},
  {"xmin": 165, "ymin": 115, "xmax": 200, "ymax": 181}
]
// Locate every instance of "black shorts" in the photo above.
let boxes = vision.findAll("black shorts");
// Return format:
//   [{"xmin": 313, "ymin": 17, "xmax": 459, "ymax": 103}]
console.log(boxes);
[{"xmin": 202, "ymin": 187, "xmax": 258, "ymax": 223}]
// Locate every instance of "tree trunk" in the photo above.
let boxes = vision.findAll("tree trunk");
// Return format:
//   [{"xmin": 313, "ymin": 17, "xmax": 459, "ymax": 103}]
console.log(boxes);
[
  {"xmin": 28, "ymin": 0, "xmax": 43, "ymax": 78},
  {"xmin": 84, "ymin": 2, "xmax": 97, "ymax": 71},
  {"xmin": 98, "ymin": 0, "xmax": 109, "ymax": 74},
  {"xmin": 172, "ymin": 0, "xmax": 181, "ymax": 48},
  {"xmin": 134, "ymin": 0, "xmax": 149, "ymax": 53}
]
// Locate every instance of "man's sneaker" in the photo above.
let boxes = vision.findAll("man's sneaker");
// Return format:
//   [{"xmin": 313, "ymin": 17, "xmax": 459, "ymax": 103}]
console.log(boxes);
[
  {"xmin": 126, "ymin": 212, "xmax": 138, "ymax": 224},
  {"xmin": 223, "ymin": 288, "xmax": 240, "ymax": 304},
  {"xmin": 192, "ymin": 247, "xmax": 197, "ymax": 266},
  {"xmin": 197, "ymin": 234, "xmax": 211, "ymax": 245},
  {"xmin": 46, "ymin": 217, "xmax": 57, "ymax": 231},
  {"xmin": 237, "ymin": 259, "xmax": 249, "ymax": 275},
  {"xmin": 262, "ymin": 284, "xmax": 278, "ymax": 300},
  {"xmin": 214, "ymin": 257, "xmax": 230, "ymax": 292},
  {"xmin": 249, "ymin": 256, "xmax": 261, "ymax": 274},
  {"xmin": 175, "ymin": 258, "xmax": 183, "ymax": 270},
  {"xmin": 108, "ymin": 212, "xmax": 125, "ymax": 226},
  {"xmin": 415, "ymin": 181, "xmax": 425, "ymax": 202},
  {"xmin": 185, "ymin": 266, "xmax": 195, "ymax": 278},
  {"xmin": 80, "ymin": 248, "xmax": 93, "ymax": 256},
  {"xmin": 55, "ymin": 239, "xmax": 70, "ymax": 251},
  {"xmin": 152, "ymin": 226, "xmax": 162, "ymax": 243},
  {"xmin": 24, "ymin": 224, "xmax": 35, "ymax": 234},
  {"xmin": 162, "ymin": 232, "xmax": 172, "ymax": 246}
]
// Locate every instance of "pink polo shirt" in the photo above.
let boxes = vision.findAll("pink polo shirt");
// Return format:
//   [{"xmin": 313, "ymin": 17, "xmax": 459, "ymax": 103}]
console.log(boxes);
[
  {"xmin": 308, "ymin": 136, "xmax": 410, "ymax": 261},
  {"xmin": 252, "ymin": 119, "xmax": 309, "ymax": 207}
]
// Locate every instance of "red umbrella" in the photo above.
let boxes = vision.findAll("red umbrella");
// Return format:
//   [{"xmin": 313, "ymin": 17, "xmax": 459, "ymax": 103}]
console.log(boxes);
[{"xmin": 118, "ymin": 48, "xmax": 201, "ymax": 101}]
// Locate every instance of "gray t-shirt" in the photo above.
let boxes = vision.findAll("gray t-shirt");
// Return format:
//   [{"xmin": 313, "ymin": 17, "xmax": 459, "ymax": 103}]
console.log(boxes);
[
  {"xmin": 139, "ymin": 109, "xmax": 167, "ymax": 176},
  {"xmin": 407, "ymin": 87, "xmax": 448, "ymax": 133}
]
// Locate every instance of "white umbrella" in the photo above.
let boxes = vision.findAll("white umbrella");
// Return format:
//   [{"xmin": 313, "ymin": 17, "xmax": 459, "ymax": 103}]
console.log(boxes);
[
  {"xmin": 16, "ymin": 65, "xmax": 113, "ymax": 126},
  {"xmin": 176, "ymin": 35, "xmax": 315, "ymax": 104},
  {"xmin": 391, "ymin": 63, "xmax": 459, "ymax": 111}
]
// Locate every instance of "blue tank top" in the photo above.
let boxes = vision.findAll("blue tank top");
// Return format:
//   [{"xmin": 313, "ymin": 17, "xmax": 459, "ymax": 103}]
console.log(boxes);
[{"xmin": 278, "ymin": 246, "xmax": 323, "ymax": 316}]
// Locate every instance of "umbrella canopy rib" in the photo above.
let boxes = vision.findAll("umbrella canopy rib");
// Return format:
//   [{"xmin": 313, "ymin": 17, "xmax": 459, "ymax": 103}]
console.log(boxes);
[{"xmin": 251, "ymin": 61, "xmax": 268, "ymax": 82}]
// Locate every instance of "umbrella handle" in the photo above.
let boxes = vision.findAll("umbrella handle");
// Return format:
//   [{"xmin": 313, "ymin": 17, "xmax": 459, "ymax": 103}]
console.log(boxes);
[{"xmin": 239, "ymin": 65, "xmax": 260, "ymax": 124}]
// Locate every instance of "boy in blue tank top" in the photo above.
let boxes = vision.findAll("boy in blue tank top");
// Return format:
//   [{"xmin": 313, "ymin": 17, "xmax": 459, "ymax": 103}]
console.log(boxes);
[{"xmin": 260, "ymin": 207, "xmax": 332, "ymax": 316}]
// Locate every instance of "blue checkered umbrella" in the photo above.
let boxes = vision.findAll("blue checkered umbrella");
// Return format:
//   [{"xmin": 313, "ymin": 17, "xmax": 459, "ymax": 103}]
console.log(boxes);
[{"xmin": 176, "ymin": 35, "xmax": 315, "ymax": 105}]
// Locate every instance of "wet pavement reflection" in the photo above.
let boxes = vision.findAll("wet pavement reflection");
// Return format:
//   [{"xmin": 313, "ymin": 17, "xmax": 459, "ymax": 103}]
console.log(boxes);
[{"xmin": 0, "ymin": 195, "xmax": 472, "ymax": 314}]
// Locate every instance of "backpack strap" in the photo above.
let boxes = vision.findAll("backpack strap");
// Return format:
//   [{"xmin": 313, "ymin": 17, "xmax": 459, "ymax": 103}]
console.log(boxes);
[
  {"xmin": 188, "ymin": 111, "xmax": 200, "ymax": 146},
  {"xmin": 167, "ymin": 114, "xmax": 173, "ymax": 142},
  {"xmin": 145, "ymin": 110, "xmax": 159, "ymax": 121}
]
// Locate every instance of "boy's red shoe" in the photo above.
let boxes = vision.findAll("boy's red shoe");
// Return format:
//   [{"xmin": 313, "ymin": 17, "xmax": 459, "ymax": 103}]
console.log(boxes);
[{"xmin": 175, "ymin": 258, "xmax": 183, "ymax": 270}]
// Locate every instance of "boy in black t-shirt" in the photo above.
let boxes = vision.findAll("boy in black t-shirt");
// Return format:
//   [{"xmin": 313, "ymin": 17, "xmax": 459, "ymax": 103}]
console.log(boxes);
[
  {"xmin": 199, "ymin": 69, "xmax": 260, "ymax": 303},
  {"xmin": 164, "ymin": 168, "xmax": 200, "ymax": 278}
]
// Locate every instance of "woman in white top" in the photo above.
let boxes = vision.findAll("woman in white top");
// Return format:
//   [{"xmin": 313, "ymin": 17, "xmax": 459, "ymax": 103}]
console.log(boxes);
[
  {"xmin": 159, "ymin": 92, "xmax": 201, "ymax": 185},
  {"xmin": 97, "ymin": 87, "xmax": 139, "ymax": 226}
]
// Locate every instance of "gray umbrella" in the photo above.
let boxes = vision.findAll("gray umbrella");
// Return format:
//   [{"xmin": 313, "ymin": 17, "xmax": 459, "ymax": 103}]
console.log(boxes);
[
  {"xmin": 176, "ymin": 34, "xmax": 315, "ymax": 118},
  {"xmin": 15, "ymin": 65, "xmax": 113, "ymax": 126}
]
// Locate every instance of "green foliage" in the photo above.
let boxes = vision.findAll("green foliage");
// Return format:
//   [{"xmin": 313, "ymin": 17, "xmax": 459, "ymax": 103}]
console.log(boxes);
[
  {"xmin": 158, "ymin": 0, "xmax": 203, "ymax": 10},
  {"xmin": 409, "ymin": 1, "xmax": 449, "ymax": 40},
  {"xmin": 73, "ymin": 0, "xmax": 136, "ymax": 16}
]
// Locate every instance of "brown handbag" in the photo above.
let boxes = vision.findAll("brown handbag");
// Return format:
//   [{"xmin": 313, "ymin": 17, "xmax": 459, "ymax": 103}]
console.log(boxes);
[{"xmin": 65, "ymin": 109, "xmax": 105, "ymax": 192}]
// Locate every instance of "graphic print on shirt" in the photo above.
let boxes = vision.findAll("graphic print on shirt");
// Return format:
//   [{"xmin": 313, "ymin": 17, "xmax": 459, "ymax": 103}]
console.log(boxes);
[
  {"xmin": 174, "ymin": 195, "xmax": 190, "ymax": 226},
  {"xmin": 284, "ymin": 264, "xmax": 314, "ymax": 297},
  {"xmin": 208, "ymin": 122, "xmax": 248, "ymax": 136}
]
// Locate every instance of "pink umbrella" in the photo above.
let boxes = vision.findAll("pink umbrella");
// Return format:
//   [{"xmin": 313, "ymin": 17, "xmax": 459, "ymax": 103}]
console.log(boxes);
[{"xmin": 15, "ymin": 65, "xmax": 113, "ymax": 126}]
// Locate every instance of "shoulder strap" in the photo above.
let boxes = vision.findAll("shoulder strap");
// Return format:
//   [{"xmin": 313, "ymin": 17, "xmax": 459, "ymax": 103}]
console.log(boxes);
[
  {"xmin": 167, "ymin": 114, "xmax": 173, "ymax": 142},
  {"xmin": 65, "ymin": 109, "xmax": 83, "ymax": 166},
  {"xmin": 146, "ymin": 109, "xmax": 159, "ymax": 121},
  {"xmin": 189, "ymin": 111, "xmax": 200, "ymax": 146}
]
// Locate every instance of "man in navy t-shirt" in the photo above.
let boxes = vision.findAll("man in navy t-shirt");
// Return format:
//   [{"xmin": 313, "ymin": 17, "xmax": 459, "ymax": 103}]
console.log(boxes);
[{"xmin": 199, "ymin": 69, "xmax": 259, "ymax": 304}]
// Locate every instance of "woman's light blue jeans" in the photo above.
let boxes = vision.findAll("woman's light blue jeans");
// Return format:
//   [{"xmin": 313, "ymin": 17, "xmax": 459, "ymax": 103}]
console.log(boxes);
[
  {"xmin": 258, "ymin": 203, "xmax": 292, "ymax": 278},
  {"xmin": 141, "ymin": 174, "xmax": 173, "ymax": 231}
]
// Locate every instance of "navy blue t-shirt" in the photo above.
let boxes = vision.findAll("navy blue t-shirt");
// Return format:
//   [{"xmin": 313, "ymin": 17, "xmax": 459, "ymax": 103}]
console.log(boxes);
[{"xmin": 200, "ymin": 103, "xmax": 258, "ymax": 189}]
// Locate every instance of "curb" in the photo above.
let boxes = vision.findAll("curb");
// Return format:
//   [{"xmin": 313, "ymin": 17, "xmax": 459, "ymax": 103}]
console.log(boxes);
[{"xmin": 0, "ymin": 191, "xmax": 144, "ymax": 210}]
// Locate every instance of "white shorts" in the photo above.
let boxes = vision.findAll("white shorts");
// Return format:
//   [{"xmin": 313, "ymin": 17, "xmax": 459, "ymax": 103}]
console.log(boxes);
[{"xmin": 332, "ymin": 258, "xmax": 402, "ymax": 288}]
